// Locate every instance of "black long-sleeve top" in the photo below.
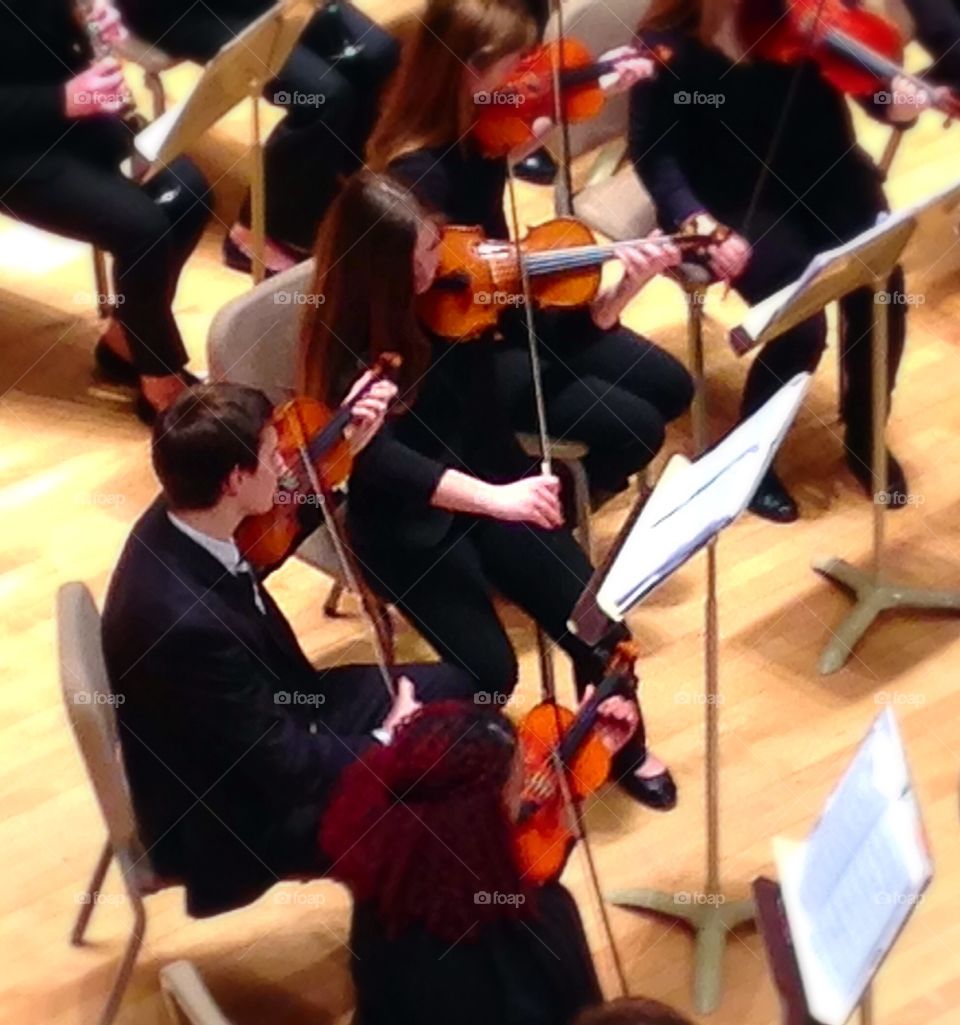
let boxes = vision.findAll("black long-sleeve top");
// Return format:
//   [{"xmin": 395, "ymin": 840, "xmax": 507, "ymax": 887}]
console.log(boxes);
[
  {"xmin": 905, "ymin": 0, "xmax": 960, "ymax": 87},
  {"xmin": 350, "ymin": 882, "xmax": 603, "ymax": 1025},
  {"xmin": 628, "ymin": 29, "xmax": 889, "ymax": 232}
]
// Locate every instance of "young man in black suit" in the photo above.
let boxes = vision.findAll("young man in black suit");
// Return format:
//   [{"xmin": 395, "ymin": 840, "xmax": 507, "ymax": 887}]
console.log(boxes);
[{"xmin": 101, "ymin": 379, "xmax": 475, "ymax": 918}]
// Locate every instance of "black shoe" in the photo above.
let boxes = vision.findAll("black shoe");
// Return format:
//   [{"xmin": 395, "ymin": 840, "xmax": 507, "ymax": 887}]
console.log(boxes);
[
  {"xmin": 617, "ymin": 766, "xmax": 678, "ymax": 811},
  {"xmin": 512, "ymin": 147, "xmax": 558, "ymax": 185},
  {"xmin": 845, "ymin": 444, "xmax": 909, "ymax": 509},
  {"xmin": 94, "ymin": 341, "xmax": 138, "ymax": 386},
  {"xmin": 222, "ymin": 234, "xmax": 286, "ymax": 278},
  {"xmin": 748, "ymin": 470, "xmax": 799, "ymax": 523}
]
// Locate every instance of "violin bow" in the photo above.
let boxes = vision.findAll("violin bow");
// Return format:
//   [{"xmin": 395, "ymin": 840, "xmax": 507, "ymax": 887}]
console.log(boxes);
[
  {"xmin": 287, "ymin": 400, "xmax": 398, "ymax": 702},
  {"xmin": 548, "ymin": 0, "xmax": 576, "ymax": 216}
]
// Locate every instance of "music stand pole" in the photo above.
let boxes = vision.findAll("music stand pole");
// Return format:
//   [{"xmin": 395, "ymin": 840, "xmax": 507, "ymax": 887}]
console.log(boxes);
[
  {"xmin": 249, "ymin": 86, "xmax": 267, "ymax": 285},
  {"xmin": 607, "ymin": 276, "xmax": 755, "ymax": 1015}
]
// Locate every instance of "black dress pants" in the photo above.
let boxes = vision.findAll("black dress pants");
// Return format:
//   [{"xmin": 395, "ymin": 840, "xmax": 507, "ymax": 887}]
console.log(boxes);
[
  {"xmin": 498, "ymin": 312, "xmax": 694, "ymax": 494},
  {"xmin": 2, "ymin": 129, "xmax": 211, "ymax": 376},
  {"xmin": 141, "ymin": 1, "xmax": 398, "ymax": 249}
]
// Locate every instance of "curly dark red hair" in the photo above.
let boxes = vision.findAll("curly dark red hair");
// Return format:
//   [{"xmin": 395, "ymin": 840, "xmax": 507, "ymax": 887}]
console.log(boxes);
[{"xmin": 321, "ymin": 701, "xmax": 535, "ymax": 941}]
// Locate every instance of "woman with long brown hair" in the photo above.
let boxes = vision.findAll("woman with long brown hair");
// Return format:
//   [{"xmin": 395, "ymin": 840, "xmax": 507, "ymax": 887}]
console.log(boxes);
[
  {"xmin": 364, "ymin": 0, "xmax": 694, "ymax": 506},
  {"xmin": 322, "ymin": 699, "xmax": 636, "ymax": 1025},
  {"xmin": 300, "ymin": 170, "xmax": 676, "ymax": 811}
]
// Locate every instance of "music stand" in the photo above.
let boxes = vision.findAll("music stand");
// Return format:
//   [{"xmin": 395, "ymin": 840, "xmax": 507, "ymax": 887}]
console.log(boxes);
[
  {"xmin": 731, "ymin": 181, "xmax": 960, "ymax": 674},
  {"xmin": 134, "ymin": 0, "xmax": 315, "ymax": 282},
  {"xmin": 570, "ymin": 374, "xmax": 811, "ymax": 1015}
]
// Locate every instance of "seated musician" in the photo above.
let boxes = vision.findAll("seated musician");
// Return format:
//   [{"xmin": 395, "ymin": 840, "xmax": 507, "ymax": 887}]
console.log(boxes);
[
  {"xmin": 629, "ymin": 0, "xmax": 938, "ymax": 522},
  {"xmin": 366, "ymin": 0, "xmax": 694, "ymax": 506},
  {"xmin": 322, "ymin": 699, "xmax": 637, "ymax": 1025},
  {"xmin": 116, "ymin": 0, "xmax": 398, "ymax": 273},
  {"xmin": 101, "ymin": 381, "xmax": 476, "ymax": 918},
  {"xmin": 0, "ymin": 0, "xmax": 211, "ymax": 423},
  {"xmin": 299, "ymin": 169, "xmax": 677, "ymax": 811}
]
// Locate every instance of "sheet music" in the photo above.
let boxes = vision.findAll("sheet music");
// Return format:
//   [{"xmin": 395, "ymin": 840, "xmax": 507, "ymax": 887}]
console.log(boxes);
[
  {"xmin": 737, "ymin": 179, "xmax": 960, "ymax": 347},
  {"xmin": 596, "ymin": 373, "xmax": 810, "ymax": 620},
  {"xmin": 775, "ymin": 709, "xmax": 932, "ymax": 1025}
]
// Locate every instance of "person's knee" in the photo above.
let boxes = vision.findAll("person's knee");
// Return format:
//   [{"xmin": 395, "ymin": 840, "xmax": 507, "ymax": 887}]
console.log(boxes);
[
  {"xmin": 657, "ymin": 356, "xmax": 695, "ymax": 422},
  {"xmin": 464, "ymin": 636, "xmax": 519, "ymax": 703}
]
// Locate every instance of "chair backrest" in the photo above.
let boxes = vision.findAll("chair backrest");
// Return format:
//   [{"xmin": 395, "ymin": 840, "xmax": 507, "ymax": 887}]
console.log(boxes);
[
  {"xmin": 160, "ymin": 961, "xmax": 236, "ymax": 1025},
  {"xmin": 57, "ymin": 582, "xmax": 156, "ymax": 889},
  {"xmin": 544, "ymin": 0, "xmax": 654, "ymax": 159},
  {"xmin": 207, "ymin": 259, "xmax": 316, "ymax": 398}
]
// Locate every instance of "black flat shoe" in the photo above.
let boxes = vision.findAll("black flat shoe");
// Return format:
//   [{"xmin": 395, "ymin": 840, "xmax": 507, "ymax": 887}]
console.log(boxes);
[
  {"xmin": 617, "ymin": 766, "xmax": 678, "ymax": 811},
  {"xmin": 222, "ymin": 234, "xmax": 283, "ymax": 278},
  {"xmin": 512, "ymin": 147, "xmax": 558, "ymax": 185},
  {"xmin": 845, "ymin": 445, "xmax": 909, "ymax": 509},
  {"xmin": 748, "ymin": 470, "xmax": 799, "ymax": 524},
  {"xmin": 94, "ymin": 341, "xmax": 138, "ymax": 386}
]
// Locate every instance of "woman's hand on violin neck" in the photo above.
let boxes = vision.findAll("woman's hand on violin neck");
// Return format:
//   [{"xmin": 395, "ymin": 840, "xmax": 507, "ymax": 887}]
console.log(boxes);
[
  {"xmin": 92, "ymin": 0, "xmax": 128, "ymax": 46},
  {"xmin": 579, "ymin": 686, "xmax": 639, "ymax": 756},
  {"xmin": 708, "ymin": 228, "xmax": 751, "ymax": 284},
  {"xmin": 598, "ymin": 46, "xmax": 656, "ymax": 96},
  {"xmin": 885, "ymin": 75, "xmax": 942, "ymax": 124},
  {"xmin": 343, "ymin": 377, "xmax": 398, "ymax": 455},
  {"xmin": 485, "ymin": 475, "xmax": 565, "ymax": 530}
]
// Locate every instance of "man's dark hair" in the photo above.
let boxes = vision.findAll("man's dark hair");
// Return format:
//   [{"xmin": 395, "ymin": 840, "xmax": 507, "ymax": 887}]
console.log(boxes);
[
  {"xmin": 152, "ymin": 384, "xmax": 274, "ymax": 510},
  {"xmin": 575, "ymin": 998, "xmax": 695, "ymax": 1025}
]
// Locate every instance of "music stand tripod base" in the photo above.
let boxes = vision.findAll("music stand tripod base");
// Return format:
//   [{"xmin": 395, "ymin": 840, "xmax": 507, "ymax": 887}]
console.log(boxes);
[
  {"xmin": 814, "ymin": 556, "xmax": 960, "ymax": 675},
  {"xmin": 606, "ymin": 888, "xmax": 756, "ymax": 1014}
]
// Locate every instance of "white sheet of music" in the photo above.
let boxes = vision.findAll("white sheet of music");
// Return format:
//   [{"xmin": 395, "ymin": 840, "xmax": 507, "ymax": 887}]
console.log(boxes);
[
  {"xmin": 774, "ymin": 709, "xmax": 932, "ymax": 1025},
  {"xmin": 596, "ymin": 372, "xmax": 810, "ymax": 620}
]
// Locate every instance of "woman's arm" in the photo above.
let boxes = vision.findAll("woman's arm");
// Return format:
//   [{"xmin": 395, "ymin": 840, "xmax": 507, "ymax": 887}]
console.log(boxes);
[{"xmin": 431, "ymin": 469, "xmax": 564, "ymax": 531}]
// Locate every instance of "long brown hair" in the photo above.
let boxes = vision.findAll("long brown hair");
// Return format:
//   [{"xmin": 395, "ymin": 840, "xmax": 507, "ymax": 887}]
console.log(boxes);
[
  {"xmin": 299, "ymin": 171, "xmax": 432, "ymax": 407},
  {"xmin": 640, "ymin": 0, "xmax": 724, "ymax": 44},
  {"xmin": 367, "ymin": 0, "xmax": 537, "ymax": 169}
]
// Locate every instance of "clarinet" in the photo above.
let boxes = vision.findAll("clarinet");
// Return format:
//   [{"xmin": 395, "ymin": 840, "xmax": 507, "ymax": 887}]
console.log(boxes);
[{"xmin": 73, "ymin": 0, "xmax": 148, "ymax": 134}]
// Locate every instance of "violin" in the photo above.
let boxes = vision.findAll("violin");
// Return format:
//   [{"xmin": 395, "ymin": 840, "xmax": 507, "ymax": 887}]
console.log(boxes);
[
  {"xmin": 514, "ymin": 640, "xmax": 639, "ymax": 884},
  {"xmin": 473, "ymin": 37, "xmax": 672, "ymax": 157},
  {"xmin": 419, "ymin": 216, "xmax": 725, "ymax": 340},
  {"xmin": 235, "ymin": 353, "xmax": 401, "ymax": 573},
  {"xmin": 737, "ymin": 0, "xmax": 960, "ymax": 118}
]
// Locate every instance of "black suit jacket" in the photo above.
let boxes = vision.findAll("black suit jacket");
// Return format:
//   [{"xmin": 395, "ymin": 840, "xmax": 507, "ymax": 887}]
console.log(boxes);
[{"xmin": 101, "ymin": 498, "xmax": 373, "ymax": 916}]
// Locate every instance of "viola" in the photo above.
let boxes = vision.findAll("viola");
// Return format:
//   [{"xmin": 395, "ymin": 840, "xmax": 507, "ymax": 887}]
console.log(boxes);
[
  {"xmin": 737, "ymin": 0, "xmax": 960, "ymax": 117},
  {"xmin": 235, "ymin": 352, "xmax": 401, "ymax": 572},
  {"xmin": 513, "ymin": 641, "xmax": 639, "ymax": 884},
  {"xmin": 419, "ymin": 217, "xmax": 725, "ymax": 340},
  {"xmin": 473, "ymin": 37, "xmax": 672, "ymax": 157}
]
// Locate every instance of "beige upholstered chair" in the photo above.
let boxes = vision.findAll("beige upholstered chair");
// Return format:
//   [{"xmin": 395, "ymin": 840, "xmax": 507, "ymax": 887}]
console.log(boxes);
[{"xmin": 59, "ymin": 581, "xmax": 176, "ymax": 1025}]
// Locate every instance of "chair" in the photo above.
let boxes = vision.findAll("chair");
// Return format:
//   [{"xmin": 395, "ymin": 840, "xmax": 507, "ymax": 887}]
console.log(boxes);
[
  {"xmin": 59, "ymin": 581, "xmax": 176, "ymax": 1025},
  {"xmin": 160, "ymin": 961, "xmax": 234, "ymax": 1025}
]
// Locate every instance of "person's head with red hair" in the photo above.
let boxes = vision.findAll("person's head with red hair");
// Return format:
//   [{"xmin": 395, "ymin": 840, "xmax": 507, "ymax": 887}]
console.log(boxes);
[{"xmin": 321, "ymin": 700, "xmax": 532, "ymax": 942}]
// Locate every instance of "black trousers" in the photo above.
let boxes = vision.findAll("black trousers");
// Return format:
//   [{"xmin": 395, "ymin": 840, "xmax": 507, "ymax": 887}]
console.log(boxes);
[
  {"xmin": 351, "ymin": 516, "xmax": 649, "ymax": 771},
  {"xmin": 498, "ymin": 314, "xmax": 694, "ymax": 494},
  {"xmin": 727, "ymin": 199, "xmax": 906, "ymax": 449},
  {"xmin": 272, "ymin": 661, "xmax": 477, "ymax": 877},
  {"xmin": 150, "ymin": 1, "xmax": 397, "ymax": 249},
  {"xmin": 1, "ymin": 131, "xmax": 211, "ymax": 376}
]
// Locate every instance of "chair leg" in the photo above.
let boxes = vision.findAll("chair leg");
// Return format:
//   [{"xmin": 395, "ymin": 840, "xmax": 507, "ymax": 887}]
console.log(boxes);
[
  {"xmin": 323, "ymin": 581, "xmax": 345, "ymax": 617},
  {"xmin": 535, "ymin": 626, "xmax": 557, "ymax": 703},
  {"xmin": 92, "ymin": 248, "xmax": 111, "ymax": 319},
  {"xmin": 95, "ymin": 889, "xmax": 147, "ymax": 1025},
  {"xmin": 72, "ymin": 841, "xmax": 113, "ymax": 946},
  {"xmin": 145, "ymin": 71, "xmax": 166, "ymax": 120},
  {"xmin": 568, "ymin": 458, "xmax": 593, "ymax": 563}
]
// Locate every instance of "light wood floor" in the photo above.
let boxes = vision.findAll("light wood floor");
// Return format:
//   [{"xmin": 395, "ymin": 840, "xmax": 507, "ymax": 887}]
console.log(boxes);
[{"xmin": 1, "ymin": 12, "xmax": 959, "ymax": 1025}]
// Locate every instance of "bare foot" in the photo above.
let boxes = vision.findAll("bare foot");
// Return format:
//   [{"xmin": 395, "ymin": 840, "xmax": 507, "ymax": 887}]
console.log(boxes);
[
  {"xmin": 634, "ymin": 751, "xmax": 667, "ymax": 779},
  {"xmin": 230, "ymin": 223, "xmax": 298, "ymax": 274},
  {"xmin": 140, "ymin": 373, "xmax": 190, "ymax": 415}
]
